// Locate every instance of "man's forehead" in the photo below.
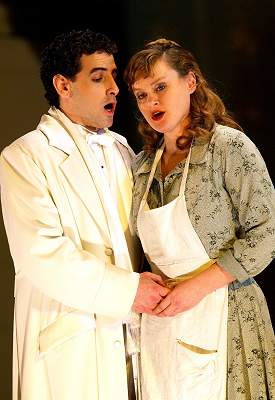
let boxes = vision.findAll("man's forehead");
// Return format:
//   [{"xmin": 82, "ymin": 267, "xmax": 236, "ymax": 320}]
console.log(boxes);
[{"xmin": 81, "ymin": 52, "xmax": 116, "ymax": 70}]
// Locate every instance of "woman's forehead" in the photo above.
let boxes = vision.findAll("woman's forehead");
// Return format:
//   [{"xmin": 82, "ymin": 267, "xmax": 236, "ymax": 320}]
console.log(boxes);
[{"xmin": 132, "ymin": 59, "xmax": 169, "ymax": 85}]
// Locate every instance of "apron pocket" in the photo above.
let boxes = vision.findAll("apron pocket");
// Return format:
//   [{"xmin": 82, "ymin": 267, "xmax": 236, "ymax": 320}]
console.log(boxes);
[
  {"xmin": 177, "ymin": 339, "xmax": 217, "ymax": 355},
  {"xmin": 176, "ymin": 339, "xmax": 217, "ymax": 399}
]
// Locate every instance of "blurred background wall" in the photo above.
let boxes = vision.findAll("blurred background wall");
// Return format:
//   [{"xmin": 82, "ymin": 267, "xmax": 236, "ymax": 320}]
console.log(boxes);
[{"xmin": 0, "ymin": 0, "xmax": 274, "ymax": 397}]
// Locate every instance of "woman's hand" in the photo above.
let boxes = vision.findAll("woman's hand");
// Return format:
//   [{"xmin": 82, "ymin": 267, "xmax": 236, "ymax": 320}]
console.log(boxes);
[
  {"xmin": 152, "ymin": 277, "xmax": 207, "ymax": 316},
  {"xmin": 152, "ymin": 263, "xmax": 234, "ymax": 317}
]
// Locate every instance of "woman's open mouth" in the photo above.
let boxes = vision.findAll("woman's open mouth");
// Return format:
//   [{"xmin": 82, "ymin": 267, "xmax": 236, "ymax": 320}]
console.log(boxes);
[{"xmin": 152, "ymin": 111, "xmax": 165, "ymax": 121}]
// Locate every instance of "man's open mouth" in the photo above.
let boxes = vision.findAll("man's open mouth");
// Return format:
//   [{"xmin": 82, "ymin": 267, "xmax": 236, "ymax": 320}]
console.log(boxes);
[{"xmin": 104, "ymin": 102, "xmax": 116, "ymax": 113}]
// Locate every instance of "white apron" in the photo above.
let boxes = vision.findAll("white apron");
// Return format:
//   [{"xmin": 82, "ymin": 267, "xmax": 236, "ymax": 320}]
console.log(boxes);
[{"xmin": 137, "ymin": 143, "xmax": 228, "ymax": 400}]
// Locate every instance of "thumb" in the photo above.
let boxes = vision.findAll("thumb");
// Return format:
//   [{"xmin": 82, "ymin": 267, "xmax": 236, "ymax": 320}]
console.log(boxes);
[
  {"xmin": 159, "ymin": 285, "xmax": 170, "ymax": 297},
  {"xmin": 149, "ymin": 273, "xmax": 166, "ymax": 286}
]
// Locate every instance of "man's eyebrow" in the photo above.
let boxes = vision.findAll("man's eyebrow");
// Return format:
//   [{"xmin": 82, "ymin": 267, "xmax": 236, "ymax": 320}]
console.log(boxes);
[
  {"xmin": 90, "ymin": 67, "xmax": 118, "ymax": 74},
  {"xmin": 90, "ymin": 67, "xmax": 107, "ymax": 74}
]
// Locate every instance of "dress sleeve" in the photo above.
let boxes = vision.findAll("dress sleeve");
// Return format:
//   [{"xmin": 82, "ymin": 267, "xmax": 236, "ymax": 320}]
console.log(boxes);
[{"xmin": 216, "ymin": 131, "xmax": 275, "ymax": 281}]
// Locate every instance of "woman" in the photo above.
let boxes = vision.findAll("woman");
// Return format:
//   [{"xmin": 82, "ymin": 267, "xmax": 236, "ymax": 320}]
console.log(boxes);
[{"xmin": 124, "ymin": 39, "xmax": 275, "ymax": 399}]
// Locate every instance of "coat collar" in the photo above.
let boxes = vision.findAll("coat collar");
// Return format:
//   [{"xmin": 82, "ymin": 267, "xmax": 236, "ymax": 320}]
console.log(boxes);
[
  {"xmin": 37, "ymin": 111, "xmax": 75, "ymax": 155},
  {"xmin": 36, "ymin": 108, "xmax": 135, "ymax": 250},
  {"xmin": 37, "ymin": 107, "xmax": 131, "ymax": 155}
]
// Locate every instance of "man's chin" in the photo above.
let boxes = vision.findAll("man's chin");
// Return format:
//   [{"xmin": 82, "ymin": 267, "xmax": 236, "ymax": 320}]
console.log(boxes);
[{"xmin": 105, "ymin": 117, "xmax": 114, "ymax": 129}]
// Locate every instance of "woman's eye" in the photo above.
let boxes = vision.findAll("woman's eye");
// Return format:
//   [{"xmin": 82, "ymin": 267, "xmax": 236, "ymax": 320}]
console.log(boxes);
[
  {"xmin": 156, "ymin": 83, "xmax": 166, "ymax": 92},
  {"xmin": 136, "ymin": 93, "xmax": 146, "ymax": 101}
]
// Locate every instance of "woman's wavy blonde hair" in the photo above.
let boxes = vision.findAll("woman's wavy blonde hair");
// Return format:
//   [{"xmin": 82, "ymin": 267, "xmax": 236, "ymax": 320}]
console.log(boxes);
[{"xmin": 124, "ymin": 38, "xmax": 242, "ymax": 153}]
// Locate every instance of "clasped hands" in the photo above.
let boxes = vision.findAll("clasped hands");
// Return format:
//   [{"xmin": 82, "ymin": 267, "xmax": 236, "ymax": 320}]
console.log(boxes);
[{"xmin": 132, "ymin": 271, "xmax": 206, "ymax": 317}]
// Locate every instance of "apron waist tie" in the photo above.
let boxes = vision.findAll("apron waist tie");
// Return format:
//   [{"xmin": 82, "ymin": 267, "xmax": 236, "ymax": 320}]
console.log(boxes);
[{"xmin": 165, "ymin": 258, "xmax": 217, "ymax": 288}]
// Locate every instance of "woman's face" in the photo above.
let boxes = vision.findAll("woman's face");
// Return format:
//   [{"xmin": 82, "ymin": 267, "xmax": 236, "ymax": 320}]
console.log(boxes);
[{"xmin": 132, "ymin": 59, "xmax": 196, "ymax": 138}]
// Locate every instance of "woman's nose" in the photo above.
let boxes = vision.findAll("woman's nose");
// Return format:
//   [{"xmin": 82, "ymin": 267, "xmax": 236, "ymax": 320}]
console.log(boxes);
[{"xmin": 148, "ymin": 93, "xmax": 159, "ymax": 106}]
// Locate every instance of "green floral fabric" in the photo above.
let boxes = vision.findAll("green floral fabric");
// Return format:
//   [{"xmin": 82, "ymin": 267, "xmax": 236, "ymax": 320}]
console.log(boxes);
[{"xmin": 132, "ymin": 124, "xmax": 275, "ymax": 399}]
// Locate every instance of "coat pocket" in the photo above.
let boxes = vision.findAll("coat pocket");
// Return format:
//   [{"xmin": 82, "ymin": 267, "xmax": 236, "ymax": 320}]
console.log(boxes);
[
  {"xmin": 39, "ymin": 312, "xmax": 98, "ymax": 400},
  {"xmin": 39, "ymin": 311, "xmax": 96, "ymax": 356}
]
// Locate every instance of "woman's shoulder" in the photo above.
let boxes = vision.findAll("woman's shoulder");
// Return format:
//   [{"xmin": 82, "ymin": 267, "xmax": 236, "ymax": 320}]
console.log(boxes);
[
  {"xmin": 211, "ymin": 124, "xmax": 270, "ymax": 176},
  {"xmin": 132, "ymin": 149, "xmax": 155, "ymax": 175},
  {"xmin": 212, "ymin": 124, "xmax": 259, "ymax": 155}
]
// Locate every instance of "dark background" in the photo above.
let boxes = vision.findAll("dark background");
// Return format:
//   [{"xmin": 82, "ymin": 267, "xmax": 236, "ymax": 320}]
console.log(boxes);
[{"xmin": 0, "ymin": 1, "xmax": 274, "ymax": 398}]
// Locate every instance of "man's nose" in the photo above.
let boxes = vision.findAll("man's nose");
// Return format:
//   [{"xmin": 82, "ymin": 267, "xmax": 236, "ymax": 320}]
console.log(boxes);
[{"xmin": 107, "ymin": 77, "xmax": 119, "ymax": 96}]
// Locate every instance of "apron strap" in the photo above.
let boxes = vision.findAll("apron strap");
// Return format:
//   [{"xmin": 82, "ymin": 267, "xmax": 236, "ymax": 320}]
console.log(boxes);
[
  {"xmin": 139, "ymin": 142, "xmax": 165, "ymax": 210},
  {"xmin": 179, "ymin": 142, "xmax": 192, "ymax": 195},
  {"xmin": 139, "ymin": 140, "xmax": 193, "ymax": 212}
]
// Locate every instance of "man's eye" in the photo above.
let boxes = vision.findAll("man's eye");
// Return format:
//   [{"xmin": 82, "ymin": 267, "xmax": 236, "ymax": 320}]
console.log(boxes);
[{"xmin": 92, "ymin": 76, "xmax": 103, "ymax": 82}]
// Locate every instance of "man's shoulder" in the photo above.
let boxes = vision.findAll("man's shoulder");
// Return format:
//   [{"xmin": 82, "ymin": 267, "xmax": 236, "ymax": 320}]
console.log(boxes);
[
  {"xmin": 108, "ymin": 129, "xmax": 135, "ymax": 157},
  {"xmin": 1, "ymin": 129, "xmax": 48, "ymax": 158},
  {"xmin": 109, "ymin": 129, "xmax": 129, "ymax": 145},
  {"xmin": 108, "ymin": 129, "xmax": 127, "ymax": 145}
]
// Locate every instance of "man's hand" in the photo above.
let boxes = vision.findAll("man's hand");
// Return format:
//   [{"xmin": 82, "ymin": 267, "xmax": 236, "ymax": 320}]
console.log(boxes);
[{"xmin": 132, "ymin": 272, "xmax": 170, "ymax": 314}]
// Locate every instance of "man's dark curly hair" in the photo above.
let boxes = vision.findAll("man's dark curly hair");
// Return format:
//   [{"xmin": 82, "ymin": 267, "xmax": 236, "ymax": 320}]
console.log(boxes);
[{"xmin": 40, "ymin": 29, "xmax": 117, "ymax": 108}]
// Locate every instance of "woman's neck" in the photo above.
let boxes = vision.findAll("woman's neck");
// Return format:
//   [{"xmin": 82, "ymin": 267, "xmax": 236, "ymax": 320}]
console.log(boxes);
[{"xmin": 161, "ymin": 137, "xmax": 190, "ymax": 178}]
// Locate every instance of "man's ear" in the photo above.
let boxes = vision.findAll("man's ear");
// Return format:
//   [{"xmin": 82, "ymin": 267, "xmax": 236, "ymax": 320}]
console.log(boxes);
[
  {"xmin": 53, "ymin": 74, "xmax": 72, "ymax": 98},
  {"xmin": 187, "ymin": 71, "xmax": 197, "ymax": 94}
]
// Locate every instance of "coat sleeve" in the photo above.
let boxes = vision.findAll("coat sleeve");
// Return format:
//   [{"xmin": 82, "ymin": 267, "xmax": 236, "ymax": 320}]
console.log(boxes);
[
  {"xmin": 216, "ymin": 130, "xmax": 275, "ymax": 281},
  {"xmin": 0, "ymin": 142, "xmax": 139, "ymax": 318}
]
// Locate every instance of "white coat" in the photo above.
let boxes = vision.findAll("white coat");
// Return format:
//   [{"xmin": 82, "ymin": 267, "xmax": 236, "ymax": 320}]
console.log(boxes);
[{"xmin": 0, "ymin": 110, "xmax": 140, "ymax": 400}]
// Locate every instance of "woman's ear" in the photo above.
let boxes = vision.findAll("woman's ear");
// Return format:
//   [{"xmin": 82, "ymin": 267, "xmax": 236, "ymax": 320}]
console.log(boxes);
[
  {"xmin": 53, "ymin": 74, "xmax": 72, "ymax": 99},
  {"xmin": 187, "ymin": 71, "xmax": 197, "ymax": 94}
]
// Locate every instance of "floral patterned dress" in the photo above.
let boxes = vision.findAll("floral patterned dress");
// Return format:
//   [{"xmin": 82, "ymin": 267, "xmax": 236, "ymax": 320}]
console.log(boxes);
[{"xmin": 131, "ymin": 124, "xmax": 275, "ymax": 399}]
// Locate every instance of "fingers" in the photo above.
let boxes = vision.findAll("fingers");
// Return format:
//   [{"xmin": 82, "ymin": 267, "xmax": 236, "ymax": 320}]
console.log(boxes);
[
  {"xmin": 156, "ymin": 305, "xmax": 178, "ymax": 317},
  {"xmin": 158, "ymin": 285, "xmax": 170, "ymax": 298},
  {"xmin": 149, "ymin": 287, "xmax": 170, "ymax": 308},
  {"xmin": 152, "ymin": 293, "xmax": 181, "ymax": 317},
  {"xmin": 153, "ymin": 296, "xmax": 171, "ymax": 315},
  {"xmin": 142, "ymin": 272, "xmax": 170, "ymax": 297},
  {"xmin": 135, "ymin": 306, "xmax": 160, "ymax": 315},
  {"xmin": 132, "ymin": 272, "xmax": 170, "ymax": 314}
]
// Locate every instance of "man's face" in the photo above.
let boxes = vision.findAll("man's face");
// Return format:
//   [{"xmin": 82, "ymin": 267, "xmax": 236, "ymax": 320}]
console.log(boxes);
[{"xmin": 61, "ymin": 51, "xmax": 119, "ymax": 130}]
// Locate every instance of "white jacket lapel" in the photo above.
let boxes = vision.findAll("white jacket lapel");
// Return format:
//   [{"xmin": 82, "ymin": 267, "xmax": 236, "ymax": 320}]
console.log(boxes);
[
  {"xmin": 38, "ymin": 109, "xmax": 135, "ymax": 272},
  {"xmin": 38, "ymin": 112, "xmax": 111, "ymax": 239},
  {"xmin": 59, "ymin": 149, "xmax": 111, "ymax": 243}
]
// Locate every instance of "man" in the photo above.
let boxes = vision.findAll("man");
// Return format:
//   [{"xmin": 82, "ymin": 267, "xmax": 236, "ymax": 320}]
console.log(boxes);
[{"xmin": 0, "ymin": 29, "xmax": 168, "ymax": 400}]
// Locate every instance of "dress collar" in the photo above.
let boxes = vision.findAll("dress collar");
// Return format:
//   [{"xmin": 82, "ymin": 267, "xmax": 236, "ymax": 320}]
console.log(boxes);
[{"xmin": 135, "ymin": 134, "xmax": 212, "ymax": 176}]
